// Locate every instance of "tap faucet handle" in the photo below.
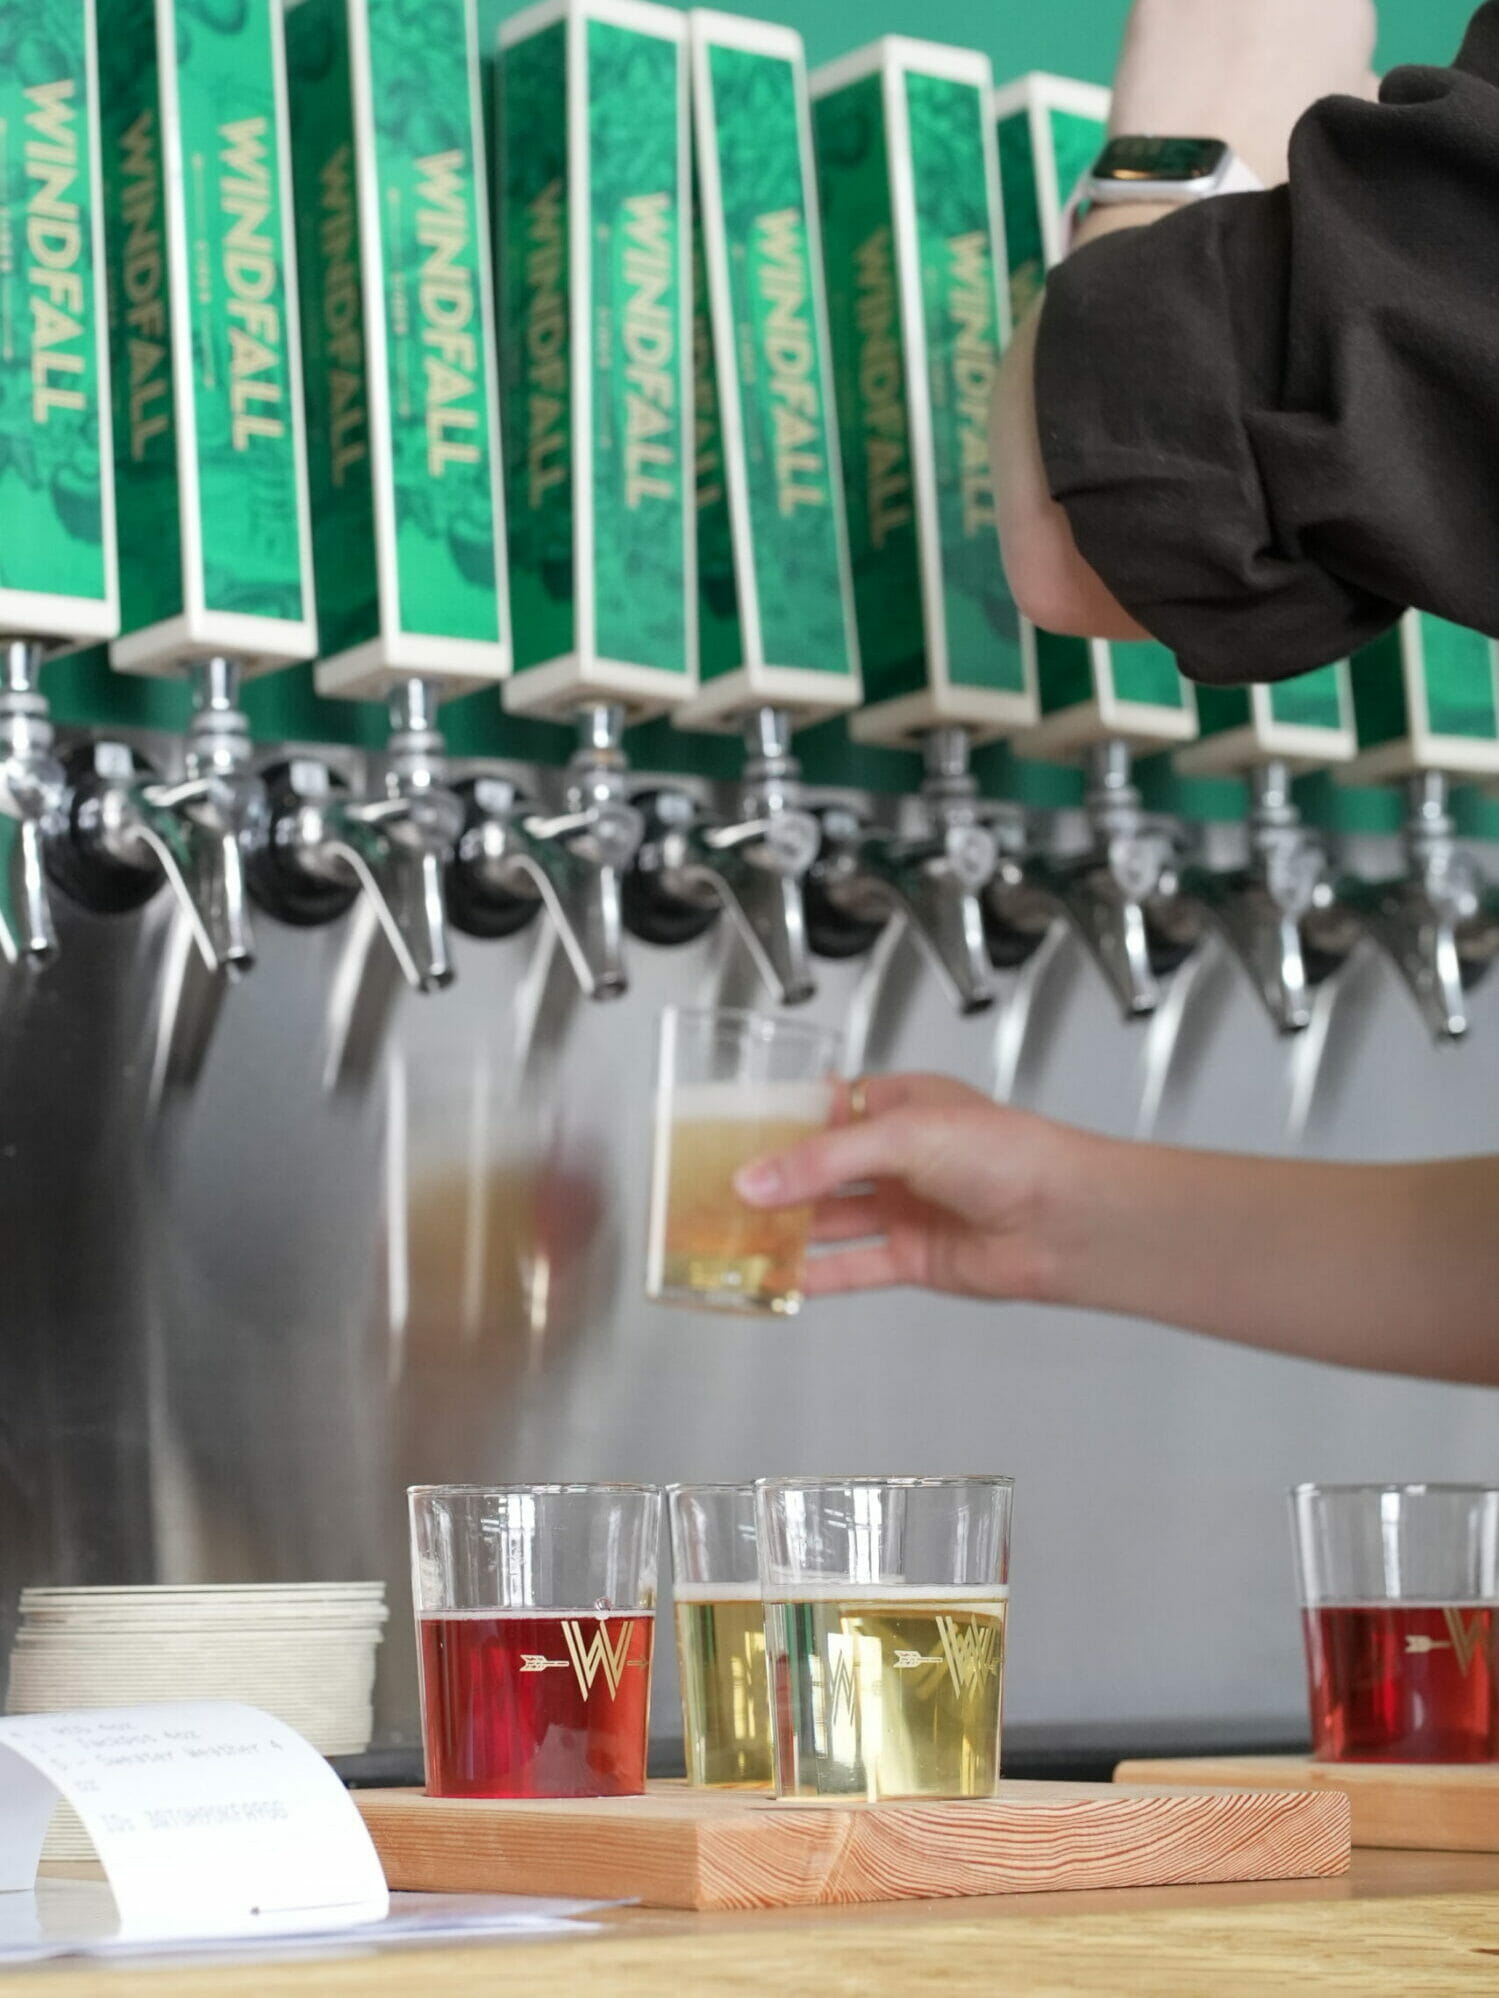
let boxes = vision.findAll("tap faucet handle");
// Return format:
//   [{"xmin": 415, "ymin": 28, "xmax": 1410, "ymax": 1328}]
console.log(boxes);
[
  {"xmin": 447, "ymin": 779, "xmax": 641, "ymax": 999},
  {"xmin": 704, "ymin": 803, "xmax": 821, "ymax": 877},
  {"xmin": 700, "ymin": 803, "xmax": 820, "ymax": 1005},
  {"xmin": 329, "ymin": 791, "xmax": 462, "ymax": 993},
  {"xmin": 135, "ymin": 770, "xmax": 260, "ymax": 977},
  {"xmin": 1066, "ymin": 872, "xmax": 1163, "ymax": 1017}
]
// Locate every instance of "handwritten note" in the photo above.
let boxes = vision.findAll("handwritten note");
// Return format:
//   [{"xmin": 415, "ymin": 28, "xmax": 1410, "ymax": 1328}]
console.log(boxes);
[{"xmin": 0, "ymin": 1703, "xmax": 389, "ymax": 1943}]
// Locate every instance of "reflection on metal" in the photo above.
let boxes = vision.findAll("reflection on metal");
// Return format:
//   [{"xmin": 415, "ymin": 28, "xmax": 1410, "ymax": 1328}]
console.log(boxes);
[
  {"xmin": 990, "ymin": 922, "xmax": 1068, "ymax": 1105},
  {"xmin": 1134, "ymin": 934, "xmax": 1220, "ymax": 1140},
  {"xmin": 842, "ymin": 911, "xmax": 910, "ymax": 1081},
  {"xmin": 146, "ymin": 913, "xmax": 231, "ymax": 1112},
  {"xmin": 1282, "ymin": 941, "xmax": 1388, "ymax": 1153}
]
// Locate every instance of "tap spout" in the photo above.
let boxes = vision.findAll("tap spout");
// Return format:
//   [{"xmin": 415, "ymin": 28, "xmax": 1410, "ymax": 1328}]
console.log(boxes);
[
  {"xmin": 1182, "ymin": 761, "xmax": 1349, "ymax": 1035},
  {"xmin": 805, "ymin": 726, "xmax": 999, "ymax": 1012},
  {"xmin": 1019, "ymin": 741, "xmax": 1191, "ymax": 1020},
  {"xmin": 448, "ymin": 704, "xmax": 643, "ymax": 999},
  {"xmin": 0, "ymin": 640, "xmax": 66, "ymax": 966},
  {"xmin": 623, "ymin": 707, "xmax": 820, "ymax": 1006},
  {"xmin": 1341, "ymin": 772, "xmax": 1499, "ymax": 1041},
  {"xmin": 58, "ymin": 656, "xmax": 265, "ymax": 978},
  {"xmin": 246, "ymin": 681, "xmax": 464, "ymax": 993}
]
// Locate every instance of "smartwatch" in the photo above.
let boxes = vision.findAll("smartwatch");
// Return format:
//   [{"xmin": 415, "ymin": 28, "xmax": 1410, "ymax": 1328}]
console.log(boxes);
[
  {"xmin": 1086, "ymin": 136, "xmax": 1264, "ymax": 206},
  {"xmin": 1062, "ymin": 136, "xmax": 1264, "ymax": 252}
]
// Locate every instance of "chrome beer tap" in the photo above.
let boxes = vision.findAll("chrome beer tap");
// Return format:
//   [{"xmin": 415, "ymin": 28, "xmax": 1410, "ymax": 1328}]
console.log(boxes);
[
  {"xmin": 623, "ymin": 706, "xmax": 820, "ymax": 1006},
  {"xmin": 0, "ymin": 640, "xmax": 67, "ymax": 967},
  {"xmin": 985, "ymin": 740, "xmax": 1196, "ymax": 1019},
  {"xmin": 803, "ymin": 727, "xmax": 1000, "ymax": 1015},
  {"xmin": 446, "ymin": 702, "xmax": 644, "ymax": 1001},
  {"xmin": 248, "ymin": 679, "xmax": 463, "ymax": 993},
  {"xmin": 47, "ymin": 655, "xmax": 263, "ymax": 977},
  {"xmin": 1180, "ymin": 761, "xmax": 1359, "ymax": 1034},
  {"xmin": 1336, "ymin": 773, "xmax": 1499, "ymax": 1041}
]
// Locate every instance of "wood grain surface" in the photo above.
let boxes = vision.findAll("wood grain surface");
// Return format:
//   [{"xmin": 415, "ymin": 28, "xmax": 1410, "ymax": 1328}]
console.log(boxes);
[
  {"xmin": 1114, "ymin": 1755, "xmax": 1499, "ymax": 1853},
  {"xmin": 352, "ymin": 1778, "xmax": 1349, "ymax": 1909},
  {"xmin": 7, "ymin": 1856, "xmax": 1499, "ymax": 1998}
]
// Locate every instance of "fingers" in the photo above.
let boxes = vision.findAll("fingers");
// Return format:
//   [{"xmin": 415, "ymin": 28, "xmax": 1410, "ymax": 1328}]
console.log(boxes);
[
  {"xmin": 736, "ymin": 1108, "xmax": 924, "ymax": 1210},
  {"xmin": 808, "ymin": 1193, "xmax": 887, "ymax": 1244},
  {"xmin": 802, "ymin": 1242, "xmax": 907, "ymax": 1296},
  {"xmin": 828, "ymin": 1071, "xmax": 985, "ymax": 1128}
]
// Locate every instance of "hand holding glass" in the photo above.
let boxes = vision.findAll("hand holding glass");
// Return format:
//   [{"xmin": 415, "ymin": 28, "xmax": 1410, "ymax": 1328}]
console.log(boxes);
[{"xmin": 647, "ymin": 1008, "xmax": 840, "ymax": 1316}]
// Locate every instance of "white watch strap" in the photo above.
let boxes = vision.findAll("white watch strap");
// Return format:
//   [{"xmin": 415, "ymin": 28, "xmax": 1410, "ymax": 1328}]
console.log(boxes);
[{"xmin": 1061, "ymin": 150, "xmax": 1264, "ymax": 256}]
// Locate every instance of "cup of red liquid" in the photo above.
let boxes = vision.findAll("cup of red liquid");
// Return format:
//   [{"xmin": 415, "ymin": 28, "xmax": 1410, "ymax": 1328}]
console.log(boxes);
[
  {"xmin": 1292, "ymin": 1483, "xmax": 1499, "ymax": 1763},
  {"xmin": 409, "ymin": 1483, "xmax": 661, "ymax": 1797}
]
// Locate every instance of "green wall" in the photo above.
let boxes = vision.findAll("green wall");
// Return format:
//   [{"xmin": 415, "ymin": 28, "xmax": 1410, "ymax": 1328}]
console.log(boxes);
[{"xmin": 480, "ymin": 0, "xmax": 1475, "ymax": 84}]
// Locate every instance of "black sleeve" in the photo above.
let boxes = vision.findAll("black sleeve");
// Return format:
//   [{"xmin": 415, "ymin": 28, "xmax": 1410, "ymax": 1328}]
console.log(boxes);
[{"xmin": 1034, "ymin": 4, "xmax": 1499, "ymax": 685}]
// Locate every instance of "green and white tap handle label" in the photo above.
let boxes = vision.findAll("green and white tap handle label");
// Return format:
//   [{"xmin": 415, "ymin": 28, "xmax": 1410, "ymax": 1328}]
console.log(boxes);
[
  {"xmin": 100, "ymin": 0, "xmax": 314, "ymax": 673},
  {"xmin": 676, "ymin": 11, "xmax": 859, "ymax": 728},
  {"xmin": 814, "ymin": 41, "xmax": 1029, "ymax": 746},
  {"xmin": 497, "ymin": 0, "xmax": 692, "ymax": 719},
  {"xmin": 0, "ymin": 0, "xmax": 117, "ymax": 642},
  {"xmin": 288, "ymin": 0, "xmax": 507, "ymax": 699},
  {"xmin": 991, "ymin": 73, "xmax": 1192, "ymax": 758},
  {"xmin": 1344, "ymin": 610, "xmax": 1499, "ymax": 783}
]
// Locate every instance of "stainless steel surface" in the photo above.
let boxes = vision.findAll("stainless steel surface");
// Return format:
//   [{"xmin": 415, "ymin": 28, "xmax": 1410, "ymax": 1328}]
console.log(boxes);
[
  {"xmin": 3, "ymin": 744, "xmax": 1499, "ymax": 1760},
  {"xmin": 811, "ymin": 725, "xmax": 1001, "ymax": 1014},
  {"xmin": 1336, "ymin": 772, "xmax": 1499, "ymax": 1041},
  {"xmin": 987, "ymin": 739, "xmax": 1196, "ymax": 1020},
  {"xmin": 0, "ymin": 640, "xmax": 66, "ymax": 966},
  {"xmin": 1181, "ymin": 761, "xmax": 1354, "ymax": 1035}
]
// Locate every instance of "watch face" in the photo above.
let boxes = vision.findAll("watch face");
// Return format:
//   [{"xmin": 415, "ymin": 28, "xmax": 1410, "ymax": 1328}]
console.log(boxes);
[{"xmin": 1092, "ymin": 136, "xmax": 1230, "ymax": 184}]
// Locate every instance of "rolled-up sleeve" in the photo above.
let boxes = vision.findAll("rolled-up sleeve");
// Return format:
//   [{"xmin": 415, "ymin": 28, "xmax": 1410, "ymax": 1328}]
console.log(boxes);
[{"xmin": 1035, "ymin": 4, "xmax": 1499, "ymax": 685}]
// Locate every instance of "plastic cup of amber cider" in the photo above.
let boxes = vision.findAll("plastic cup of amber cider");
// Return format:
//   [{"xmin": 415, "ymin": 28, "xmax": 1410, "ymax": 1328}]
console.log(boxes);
[
  {"xmin": 669, "ymin": 1483, "xmax": 772, "ymax": 1789},
  {"xmin": 757, "ymin": 1475, "xmax": 1014, "ymax": 1801},
  {"xmin": 1291, "ymin": 1482, "xmax": 1499, "ymax": 1762},
  {"xmin": 645, "ymin": 1008, "xmax": 842, "ymax": 1317},
  {"xmin": 409, "ymin": 1484, "xmax": 661, "ymax": 1798}
]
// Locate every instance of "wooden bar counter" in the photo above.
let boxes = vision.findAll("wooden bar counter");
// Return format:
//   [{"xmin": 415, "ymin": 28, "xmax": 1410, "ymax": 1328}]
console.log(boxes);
[{"xmin": 9, "ymin": 1849, "xmax": 1499, "ymax": 1995}]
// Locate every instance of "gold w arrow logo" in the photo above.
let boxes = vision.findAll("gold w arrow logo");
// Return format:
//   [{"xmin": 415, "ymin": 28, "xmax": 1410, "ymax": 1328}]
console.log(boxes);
[
  {"xmin": 1443, "ymin": 1607, "xmax": 1488, "ymax": 1677},
  {"xmin": 561, "ymin": 1618, "xmax": 637, "ymax": 1700},
  {"xmin": 936, "ymin": 1615, "xmax": 1001, "ymax": 1697}
]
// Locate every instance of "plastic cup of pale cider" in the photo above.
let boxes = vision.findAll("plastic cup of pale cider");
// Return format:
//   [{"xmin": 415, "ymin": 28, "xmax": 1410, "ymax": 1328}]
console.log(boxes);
[{"xmin": 645, "ymin": 1007, "xmax": 841, "ymax": 1317}]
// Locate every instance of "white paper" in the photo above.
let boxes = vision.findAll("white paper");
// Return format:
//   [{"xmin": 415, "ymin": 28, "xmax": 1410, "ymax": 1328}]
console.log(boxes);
[
  {"xmin": 0, "ymin": 1886, "xmax": 609, "ymax": 1965},
  {"xmin": 0, "ymin": 1703, "xmax": 389, "ymax": 1942}
]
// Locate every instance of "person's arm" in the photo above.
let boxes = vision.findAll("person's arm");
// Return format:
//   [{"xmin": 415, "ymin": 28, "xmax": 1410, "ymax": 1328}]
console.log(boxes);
[
  {"xmin": 995, "ymin": 0, "xmax": 1416, "ymax": 667},
  {"xmin": 732, "ymin": 1075, "xmax": 1499, "ymax": 1387}
]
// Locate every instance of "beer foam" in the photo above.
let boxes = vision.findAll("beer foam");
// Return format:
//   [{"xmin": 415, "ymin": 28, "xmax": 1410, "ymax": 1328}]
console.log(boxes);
[
  {"xmin": 761, "ymin": 1583, "xmax": 1009, "ymax": 1604},
  {"xmin": 669, "ymin": 1080, "xmax": 833, "ymax": 1125},
  {"xmin": 671, "ymin": 1582, "xmax": 763, "ymax": 1604}
]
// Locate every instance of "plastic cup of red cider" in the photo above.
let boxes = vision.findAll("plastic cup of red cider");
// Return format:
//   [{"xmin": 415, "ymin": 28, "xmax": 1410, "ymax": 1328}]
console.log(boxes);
[
  {"xmin": 1291, "ymin": 1484, "xmax": 1499, "ymax": 1763},
  {"xmin": 409, "ymin": 1485, "xmax": 660, "ymax": 1799}
]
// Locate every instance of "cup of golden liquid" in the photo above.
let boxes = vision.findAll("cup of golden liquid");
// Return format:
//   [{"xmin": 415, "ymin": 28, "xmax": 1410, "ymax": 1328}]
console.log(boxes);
[
  {"xmin": 645, "ymin": 1007, "xmax": 841, "ymax": 1317},
  {"xmin": 669, "ymin": 1483, "xmax": 772, "ymax": 1789}
]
